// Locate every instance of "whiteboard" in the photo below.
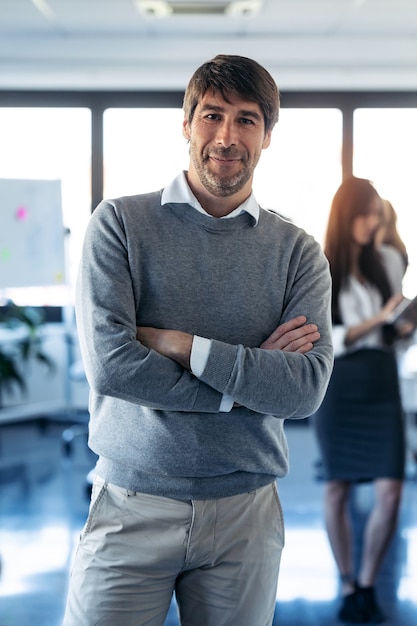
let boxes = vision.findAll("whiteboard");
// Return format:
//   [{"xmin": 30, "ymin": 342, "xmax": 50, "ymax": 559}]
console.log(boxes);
[{"xmin": 0, "ymin": 178, "xmax": 66, "ymax": 288}]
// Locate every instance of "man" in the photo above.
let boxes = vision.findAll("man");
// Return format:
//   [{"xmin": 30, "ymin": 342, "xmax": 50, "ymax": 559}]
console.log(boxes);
[{"xmin": 64, "ymin": 54, "xmax": 333, "ymax": 626}]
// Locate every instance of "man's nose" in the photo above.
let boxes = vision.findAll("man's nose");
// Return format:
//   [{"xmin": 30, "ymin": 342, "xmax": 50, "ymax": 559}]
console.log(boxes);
[{"xmin": 215, "ymin": 120, "xmax": 237, "ymax": 147}]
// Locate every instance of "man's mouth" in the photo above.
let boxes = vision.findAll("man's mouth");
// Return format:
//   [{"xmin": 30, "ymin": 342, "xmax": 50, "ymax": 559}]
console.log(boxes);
[{"xmin": 209, "ymin": 151, "xmax": 242, "ymax": 165}]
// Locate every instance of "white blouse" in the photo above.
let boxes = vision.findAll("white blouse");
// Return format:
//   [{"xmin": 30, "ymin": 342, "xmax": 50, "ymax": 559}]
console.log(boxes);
[{"xmin": 333, "ymin": 246, "xmax": 404, "ymax": 357}]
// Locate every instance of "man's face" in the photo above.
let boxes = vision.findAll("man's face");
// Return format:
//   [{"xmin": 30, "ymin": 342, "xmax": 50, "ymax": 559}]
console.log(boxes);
[{"xmin": 183, "ymin": 90, "xmax": 271, "ymax": 199}]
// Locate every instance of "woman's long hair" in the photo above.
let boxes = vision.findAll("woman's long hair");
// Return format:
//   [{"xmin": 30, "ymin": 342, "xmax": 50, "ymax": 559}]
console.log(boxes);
[
  {"xmin": 324, "ymin": 176, "xmax": 392, "ymax": 323},
  {"xmin": 380, "ymin": 199, "xmax": 409, "ymax": 270}
]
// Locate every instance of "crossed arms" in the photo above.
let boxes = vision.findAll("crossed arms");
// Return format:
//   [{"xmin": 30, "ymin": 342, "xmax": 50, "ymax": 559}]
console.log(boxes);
[
  {"xmin": 136, "ymin": 315, "xmax": 320, "ymax": 371},
  {"xmin": 78, "ymin": 201, "xmax": 333, "ymax": 417}
]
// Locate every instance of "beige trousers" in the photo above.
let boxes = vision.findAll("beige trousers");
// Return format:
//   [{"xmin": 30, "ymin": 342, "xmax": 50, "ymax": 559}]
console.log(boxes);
[{"xmin": 63, "ymin": 477, "xmax": 285, "ymax": 626}]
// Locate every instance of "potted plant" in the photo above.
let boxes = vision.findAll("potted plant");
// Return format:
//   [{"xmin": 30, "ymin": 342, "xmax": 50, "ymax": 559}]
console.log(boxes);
[{"xmin": 0, "ymin": 300, "xmax": 54, "ymax": 409}]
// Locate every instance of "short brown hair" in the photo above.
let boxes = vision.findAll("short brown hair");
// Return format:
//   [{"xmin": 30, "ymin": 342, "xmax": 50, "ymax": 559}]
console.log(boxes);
[{"xmin": 183, "ymin": 54, "xmax": 280, "ymax": 134}]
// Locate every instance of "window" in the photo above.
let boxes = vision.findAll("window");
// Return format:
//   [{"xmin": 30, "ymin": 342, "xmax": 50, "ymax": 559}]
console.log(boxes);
[
  {"xmin": 254, "ymin": 108, "xmax": 343, "ymax": 246},
  {"xmin": 104, "ymin": 107, "xmax": 343, "ymax": 248},
  {"xmin": 353, "ymin": 108, "xmax": 417, "ymax": 297},
  {"xmin": 0, "ymin": 107, "xmax": 91, "ymax": 305},
  {"xmin": 103, "ymin": 108, "xmax": 188, "ymax": 199}
]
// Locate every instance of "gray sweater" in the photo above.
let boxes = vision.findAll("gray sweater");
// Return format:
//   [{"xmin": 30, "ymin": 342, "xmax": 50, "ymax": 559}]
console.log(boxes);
[{"xmin": 76, "ymin": 189, "xmax": 333, "ymax": 499}]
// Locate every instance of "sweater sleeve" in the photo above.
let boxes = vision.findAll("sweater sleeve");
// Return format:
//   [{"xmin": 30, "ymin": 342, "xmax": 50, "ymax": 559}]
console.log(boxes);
[
  {"xmin": 75, "ymin": 201, "xmax": 224, "ymax": 413},
  {"xmin": 196, "ymin": 237, "xmax": 334, "ymax": 419}
]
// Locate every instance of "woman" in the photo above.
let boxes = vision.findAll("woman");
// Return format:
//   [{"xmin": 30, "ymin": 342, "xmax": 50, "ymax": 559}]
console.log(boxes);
[{"xmin": 315, "ymin": 177, "xmax": 408, "ymax": 624}]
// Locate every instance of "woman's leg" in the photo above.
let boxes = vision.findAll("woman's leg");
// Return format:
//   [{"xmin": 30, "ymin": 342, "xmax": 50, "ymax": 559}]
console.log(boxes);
[
  {"xmin": 357, "ymin": 478, "xmax": 403, "ymax": 587},
  {"xmin": 324, "ymin": 480, "xmax": 355, "ymax": 594},
  {"xmin": 324, "ymin": 480, "xmax": 370, "ymax": 623},
  {"xmin": 353, "ymin": 478, "xmax": 403, "ymax": 623}
]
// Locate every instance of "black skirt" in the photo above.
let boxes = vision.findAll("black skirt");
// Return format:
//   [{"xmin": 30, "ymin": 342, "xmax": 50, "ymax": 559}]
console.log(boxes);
[{"xmin": 314, "ymin": 348, "xmax": 405, "ymax": 482}]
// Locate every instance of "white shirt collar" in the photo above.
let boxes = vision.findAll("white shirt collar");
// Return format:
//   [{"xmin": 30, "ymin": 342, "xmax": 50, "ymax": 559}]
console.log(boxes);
[{"xmin": 161, "ymin": 171, "xmax": 259, "ymax": 225}]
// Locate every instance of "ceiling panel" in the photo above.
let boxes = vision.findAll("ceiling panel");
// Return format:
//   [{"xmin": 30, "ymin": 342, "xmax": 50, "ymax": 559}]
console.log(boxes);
[{"xmin": 0, "ymin": 0, "xmax": 416, "ymax": 90}]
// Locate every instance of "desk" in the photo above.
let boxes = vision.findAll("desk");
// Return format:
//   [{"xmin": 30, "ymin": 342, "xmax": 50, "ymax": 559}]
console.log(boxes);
[{"xmin": 0, "ymin": 401, "xmax": 71, "ymax": 425}]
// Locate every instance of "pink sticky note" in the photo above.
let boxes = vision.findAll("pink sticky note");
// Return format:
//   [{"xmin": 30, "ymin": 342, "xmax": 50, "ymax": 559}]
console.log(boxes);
[{"xmin": 16, "ymin": 206, "xmax": 28, "ymax": 221}]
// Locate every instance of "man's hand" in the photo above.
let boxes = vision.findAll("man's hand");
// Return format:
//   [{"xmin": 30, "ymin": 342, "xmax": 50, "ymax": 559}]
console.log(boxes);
[
  {"xmin": 260, "ymin": 315, "xmax": 320, "ymax": 354},
  {"xmin": 136, "ymin": 327, "xmax": 193, "ymax": 370}
]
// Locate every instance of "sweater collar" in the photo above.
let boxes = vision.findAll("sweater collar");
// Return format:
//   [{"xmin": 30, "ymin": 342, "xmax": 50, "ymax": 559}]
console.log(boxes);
[{"xmin": 161, "ymin": 171, "xmax": 259, "ymax": 225}]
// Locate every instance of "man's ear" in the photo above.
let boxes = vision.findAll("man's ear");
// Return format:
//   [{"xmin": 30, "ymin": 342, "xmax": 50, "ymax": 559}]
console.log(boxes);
[
  {"xmin": 182, "ymin": 118, "xmax": 191, "ymax": 141},
  {"xmin": 262, "ymin": 130, "xmax": 272, "ymax": 150}
]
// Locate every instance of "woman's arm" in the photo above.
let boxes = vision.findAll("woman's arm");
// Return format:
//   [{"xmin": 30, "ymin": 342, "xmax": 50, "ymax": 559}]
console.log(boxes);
[{"xmin": 344, "ymin": 293, "xmax": 404, "ymax": 346}]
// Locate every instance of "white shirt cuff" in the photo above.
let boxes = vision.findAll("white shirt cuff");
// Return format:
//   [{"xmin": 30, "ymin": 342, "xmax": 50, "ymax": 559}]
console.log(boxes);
[
  {"xmin": 191, "ymin": 335, "xmax": 234, "ymax": 412},
  {"xmin": 190, "ymin": 335, "xmax": 211, "ymax": 376},
  {"xmin": 219, "ymin": 394, "xmax": 234, "ymax": 412}
]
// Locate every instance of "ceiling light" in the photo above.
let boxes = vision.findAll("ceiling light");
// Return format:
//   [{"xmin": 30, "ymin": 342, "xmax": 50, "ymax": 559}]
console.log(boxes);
[
  {"xmin": 134, "ymin": 1, "xmax": 263, "ymax": 17},
  {"xmin": 30, "ymin": 0, "xmax": 55, "ymax": 21}
]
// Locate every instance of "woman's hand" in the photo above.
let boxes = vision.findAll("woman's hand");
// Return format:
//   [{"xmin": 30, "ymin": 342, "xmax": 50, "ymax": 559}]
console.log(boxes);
[
  {"xmin": 378, "ymin": 293, "xmax": 404, "ymax": 324},
  {"xmin": 345, "ymin": 293, "xmax": 406, "ymax": 346}
]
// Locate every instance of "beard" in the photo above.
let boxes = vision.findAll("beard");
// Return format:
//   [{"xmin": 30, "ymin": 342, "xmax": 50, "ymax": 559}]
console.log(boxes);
[{"xmin": 189, "ymin": 144, "xmax": 254, "ymax": 198}]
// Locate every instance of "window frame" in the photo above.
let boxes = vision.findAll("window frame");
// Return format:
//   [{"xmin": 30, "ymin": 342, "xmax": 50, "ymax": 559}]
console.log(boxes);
[{"xmin": 1, "ymin": 89, "xmax": 416, "ymax": 212}]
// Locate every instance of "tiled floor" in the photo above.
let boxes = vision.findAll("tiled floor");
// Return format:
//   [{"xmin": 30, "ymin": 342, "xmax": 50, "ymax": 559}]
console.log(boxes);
[{"xmin": 0, "ymin": 415, "xmax": 416, "ymax": 626}]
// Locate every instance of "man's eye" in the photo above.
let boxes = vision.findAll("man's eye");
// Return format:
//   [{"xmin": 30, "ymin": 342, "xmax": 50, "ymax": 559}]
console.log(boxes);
[{"xmin": 240, "ymin": 118, "xmax": 254, "ymax": 125}]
